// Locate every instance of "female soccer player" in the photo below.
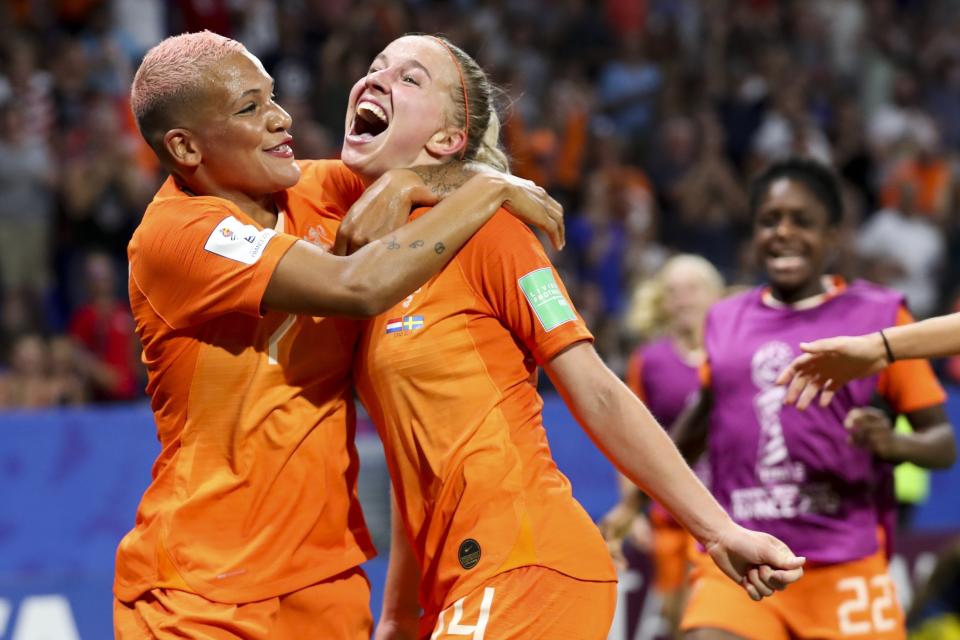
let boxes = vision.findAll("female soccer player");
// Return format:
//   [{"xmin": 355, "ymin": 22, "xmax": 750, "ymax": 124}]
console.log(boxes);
[
  {"xmin": 620, "ymin": 254, "xmax": 725, "ymax": 636},
  {"xmin": 115, "ymin": 31, "xmax": 562, "ymax": 640},
  {"xmin": 663, "ymin": 158, "xmax": 955, "ymax": 640},
  {"xmin": 340, "ymin": 34, "xmax": 805, "ymax": 640},
  {"xmin": 778, "ymin": 312, "xmax": 960, "ymax": 408}
]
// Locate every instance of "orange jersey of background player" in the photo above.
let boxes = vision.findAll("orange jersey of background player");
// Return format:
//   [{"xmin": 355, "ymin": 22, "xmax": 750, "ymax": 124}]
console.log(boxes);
[
  {"xmin": 115, "ymin": 160, "xmax": 372, "ymax": 604},
  {"xmin": 355, "ymin": 208, "xmax": 617, "ymax": 620}
]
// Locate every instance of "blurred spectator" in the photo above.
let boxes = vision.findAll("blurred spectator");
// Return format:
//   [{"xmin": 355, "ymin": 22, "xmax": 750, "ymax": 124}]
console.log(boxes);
[
  {"xmin": 750, "ymin": 79, "xmax": 832, "ymax": 169},
  {"xmin": 67, "ymin": 252, "xmax": 139, "ymax": 402},
  {"xmin": 879, "ymin": 127, "xmax": 952, "ymax": 222},
  {"xmin": 48, "ymin": 334, "xmax": 88, "ymax": 406},
  {"xmin": 595, "ymin": 32, "xmax": 662, "ymax": 147},
  {"xmin": 858, "ymin": 183, "xmax": 946, "ymax": 318},
  {"xmin": 59, "ymin": 92, "xmax": 152, "ymax": 312},
  {"xmin": 671, "ymin": 110, "xmax": 748, "ymax": 274},
  {"xmin": 0, "ymin": 334, "xmax": 59, "ymax": 409},
  {"xmin": 0, "ymin": 99, "xmax": 57, "ymax": 295},
  {"xmin": 0, "ymin": 36, "xmax": 56, "ymax": 141}
]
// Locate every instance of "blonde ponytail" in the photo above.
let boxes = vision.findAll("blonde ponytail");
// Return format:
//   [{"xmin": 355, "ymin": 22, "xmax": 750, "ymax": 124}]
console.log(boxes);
[{"xmin": 473, "ymin": 110, "xmax": 510, "ymax": 173}]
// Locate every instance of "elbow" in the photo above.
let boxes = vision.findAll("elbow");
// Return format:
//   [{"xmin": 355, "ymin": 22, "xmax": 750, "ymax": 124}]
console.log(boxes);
[{"xmin": 344, "ymin": 282, "xmax": 391, "ymax": 317}]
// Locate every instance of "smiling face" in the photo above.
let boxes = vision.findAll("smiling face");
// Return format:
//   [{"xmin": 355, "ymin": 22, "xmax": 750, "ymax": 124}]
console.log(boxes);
[
  {"xmin": 181, "ymin": 50, "xmax": 300, "ymax": 198},
  {"xmin": 754, "ymin": 177, "xmax": 833, "ymax": 300},
  {"xmin": 341, "ymin": 35, "xmax": 465, "ymax": 182},
  {"xmin": 661, "ymin": 260, "xmax": 721, "ymax": 336}
]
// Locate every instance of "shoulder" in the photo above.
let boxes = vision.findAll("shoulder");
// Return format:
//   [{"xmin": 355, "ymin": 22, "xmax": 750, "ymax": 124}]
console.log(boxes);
[
  {"xmin": 129, "ymin": 194, "xmax": 240, "ymax": 264},
  {"xmin": 289, "ymin": 159, "xmax": 364, "ymax": 209},
  {"xmin": 707, "ymin": 287, "xmax": 760, "ymax": 321},
  {"xmin": 470, "ymin": 209, "xmax": 538, "ymax": 252},
  {"xmin": 841, "ymin": 279, "xmax": 905, "ymax": 308}
]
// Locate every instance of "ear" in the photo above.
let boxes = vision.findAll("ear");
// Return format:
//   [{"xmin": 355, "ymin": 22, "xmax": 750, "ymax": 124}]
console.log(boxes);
[
  {"xmin": 163, "ymin": 129, "xmax": 202, "ymax": 167},
  {"xmin": 424, "ymin": 126, "xmax": 467, "ymax": 160}
]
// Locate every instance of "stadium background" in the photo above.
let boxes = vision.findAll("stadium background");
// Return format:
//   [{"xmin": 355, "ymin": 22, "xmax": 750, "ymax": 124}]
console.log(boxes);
[{"xmin": 1, "ymin": 0, "xmax": 960, "ymax": 638}]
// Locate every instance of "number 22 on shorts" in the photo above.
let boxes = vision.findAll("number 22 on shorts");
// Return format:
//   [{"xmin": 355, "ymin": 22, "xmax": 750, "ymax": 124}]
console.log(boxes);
[
  {"xmin": 431, "ymin": 587, "xmax": 495, "ymax": 640},
  {"xmin": 836, "ymin": 574, "xmax": 899, "ymax": 636}
]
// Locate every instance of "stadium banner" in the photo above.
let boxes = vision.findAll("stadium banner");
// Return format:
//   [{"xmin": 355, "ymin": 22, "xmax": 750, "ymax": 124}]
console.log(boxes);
[{"xmin": 1, "ymin": 394, "xmax": 959, "ymax": 638}]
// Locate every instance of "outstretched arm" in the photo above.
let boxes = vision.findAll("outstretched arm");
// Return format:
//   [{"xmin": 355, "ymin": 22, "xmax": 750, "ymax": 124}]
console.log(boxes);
[
  {"xmin": 545, "ymin": 342, "xmax": 805, "ymax": 601},
  {"xmin": 598, "ymin": 390, "xmax": 711, "ymax": 556},
  {"xmin": 778, "ymin": 312, "xmax": 960, "ymax": 409},
  {"xmin": 263, "ymin": 172, "xmax": 563, "ymax": 317}
]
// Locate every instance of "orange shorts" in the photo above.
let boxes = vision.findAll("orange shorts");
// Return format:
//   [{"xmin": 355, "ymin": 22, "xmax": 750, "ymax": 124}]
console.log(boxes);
[
  {"xmin": 681, "ymin": 548, "xmax": 905, "ymax": 640},
  {"xmin": 425, "ymin": 566, "xmax": 616, "ymax": 640},
  {"xmin": 114, "ymin": 566, "xmax": 371, "ymax": 640},
  {"xmin": 652, "ymin": 518, "xmax": 691, "ymax": 593}
]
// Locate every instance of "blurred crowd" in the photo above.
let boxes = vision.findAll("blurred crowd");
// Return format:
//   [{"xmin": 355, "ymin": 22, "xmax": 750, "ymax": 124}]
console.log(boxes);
[{"xmin": 3, "ymin": 0, "xmax": 960, "ymax": 409}]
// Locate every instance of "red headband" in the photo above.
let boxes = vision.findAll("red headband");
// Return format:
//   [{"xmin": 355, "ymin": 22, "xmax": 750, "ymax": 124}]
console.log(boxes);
[{"xmin": 430, "ymin": 36, "xmax": 470, "ymax": 160}]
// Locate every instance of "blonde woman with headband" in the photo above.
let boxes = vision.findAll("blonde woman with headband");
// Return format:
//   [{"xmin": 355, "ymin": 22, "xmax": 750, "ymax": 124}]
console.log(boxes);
[{"xmin": 338, "ymin": 34, "xmax": 805, "ymax": 640}]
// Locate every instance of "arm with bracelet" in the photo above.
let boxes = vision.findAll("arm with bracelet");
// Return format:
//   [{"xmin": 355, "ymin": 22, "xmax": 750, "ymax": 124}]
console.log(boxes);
[{"xmin": 778, "ymin": 311, "xmax": 960, "ymax": 409}]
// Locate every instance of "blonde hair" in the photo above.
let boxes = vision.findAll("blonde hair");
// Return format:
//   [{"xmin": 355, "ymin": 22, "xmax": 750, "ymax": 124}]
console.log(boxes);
[
  {"xmin": 626, "ymin": 254, "xmax": 724, "ymax": 339},
  {"xmin": 428, "ymin": 35, "xmax": 510, "ymax": 173}
]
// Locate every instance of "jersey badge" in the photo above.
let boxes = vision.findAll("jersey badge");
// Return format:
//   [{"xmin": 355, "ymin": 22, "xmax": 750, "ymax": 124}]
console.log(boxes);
[
  {"xmin": 458, "ymin": 538, "xmax": 481, "ymax": 570},
  {"xmin": 205, "ymin": 215, "xmax": 276, "ymax": 264},
  {"xmin": 518, "ymin": 268, "xmax": 576, "ymax": 331},
  {"xmin": 386, "ymin": 315, "xmax": 425, "ymax": 334}
]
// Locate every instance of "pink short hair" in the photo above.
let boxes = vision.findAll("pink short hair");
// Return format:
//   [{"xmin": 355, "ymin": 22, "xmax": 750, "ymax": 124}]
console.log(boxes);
[{"xmin": 130, "ymin": 31, "xmax": 246, "ymax": 140}]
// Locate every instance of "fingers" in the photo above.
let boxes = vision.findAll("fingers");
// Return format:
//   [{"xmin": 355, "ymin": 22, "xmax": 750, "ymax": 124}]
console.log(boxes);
[
  {"xmin": 780, "ymin": 369, "xmax": 805, "ymax": 405},
  {"xmin": 759, "ymin": 535, "xmax": 806, "ymax": 571},
  {"xmin": 504, "ymin": 178, "xmax": 565, "ymax": 250},
  {"xmin": 799, "ymin": 339, "xmax": 833, "ymax": 354},
  {"xmin": 745, "ymin": 567, "xmax": 774, "ymax": 599},
  {"xmin": 818, "ymin": 388, "xmax": 836, "ymax": 408},
  {"xmin": 795, "ymin": 378, "xmax": 823, "ymax": 411},
  {"xmin": 776, "ymin": 359, "xmax": 802, "ymax": 387},
  {"xmin": 332, "ymin": 232, "xmax": 348, "ymax": 257},
  {"xmin": 768, "ymin": 566, "xmax": 805, "ymax": 588},
  {"xmin": 741, "ymin": 577, "xmax": 762, "ymax": 601},
  {"xmin": 408, "ymin": 184, "xmax": 439, "ymax": 207}
]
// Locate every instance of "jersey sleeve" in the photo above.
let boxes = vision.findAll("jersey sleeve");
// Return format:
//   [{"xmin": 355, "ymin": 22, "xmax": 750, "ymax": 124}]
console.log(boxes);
[
  {"xmin": 877, "ymin": 306, "xmax": 948, "ymax": 413},
  {"xmin": 625, "ymin": 350, "xmax": 648, "ymax": 403},
  {"xmin": 460, "ymin": 211, "xmax": 593, "ymax": 364},
  {"xmin": 129, "ymin": 201, "xmax": 298, "ymax": 329}
]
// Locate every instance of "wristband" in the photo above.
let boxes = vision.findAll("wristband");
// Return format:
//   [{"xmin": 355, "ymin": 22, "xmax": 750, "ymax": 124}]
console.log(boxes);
[{"xmin": 879, "ymin": 329, "xmax": 896, "ymax": 364}]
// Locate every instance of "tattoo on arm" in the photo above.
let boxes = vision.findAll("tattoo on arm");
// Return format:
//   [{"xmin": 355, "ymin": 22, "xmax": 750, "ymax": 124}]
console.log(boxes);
[
  {"xmin": 409, "ymin": 240, "xmax": 424, "ymax": 248},
  {"xmin": 434, "ymin": 242, "xmax": 445, "ymax": 255},
  {"xmin": 411, "ymin": 161, "xmax": 484, "ymax": 197},
  {"xmin": 386, "ymin": 236, "xmax": 400, "ymax": 250}
]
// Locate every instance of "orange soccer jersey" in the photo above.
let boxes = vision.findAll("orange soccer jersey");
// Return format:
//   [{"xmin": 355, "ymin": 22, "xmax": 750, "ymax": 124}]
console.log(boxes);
[
  {"xmin": 355, "ymin": 209, "xmax": 617, "ymax": 621},
  {"xmin": 115, "ymin": 160, "xmax": 374, "ymax": 604}
]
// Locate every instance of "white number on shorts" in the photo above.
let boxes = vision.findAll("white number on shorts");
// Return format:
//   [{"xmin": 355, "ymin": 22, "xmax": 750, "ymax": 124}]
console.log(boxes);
[
  {"xmin": 431, "ymin": 587, "xmax": 495, "ymax": 640},
  {"xmin": 267, "ymin": 315, "xmax": 295, "ymax": 365},
  {"xmin": 836, "ymin": 574, "xmax": 898, "ymax": 636},
  {"xmin": 870, "ymin": 575, "xmax": 896, "ymax": 632}
]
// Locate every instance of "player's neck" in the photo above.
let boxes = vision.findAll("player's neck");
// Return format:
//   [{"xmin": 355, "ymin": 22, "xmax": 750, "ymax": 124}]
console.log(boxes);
[
  {"xmin": 763, "ymin": 275, "xmax": 839, "ymax": 310},
  {"xmin": 177, "ymin": 177, "xmax": 279, "ymax": 228},
  {"xmin": 670, "ymin": 329, "xmax": 705, "ymax": 365}
]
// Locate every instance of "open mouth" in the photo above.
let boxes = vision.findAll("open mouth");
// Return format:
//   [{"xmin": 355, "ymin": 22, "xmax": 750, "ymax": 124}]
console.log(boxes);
[
  {"xmin": 767, "ymin": 252, "xmax": 806, "ymax": 271},
  {"xmin": 350, "ymin": 101, "xmax": 389, "ymax": 140},
  {"xmin": 265, "ymin": 137, "xmax": 294, "ymax": 157}
]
